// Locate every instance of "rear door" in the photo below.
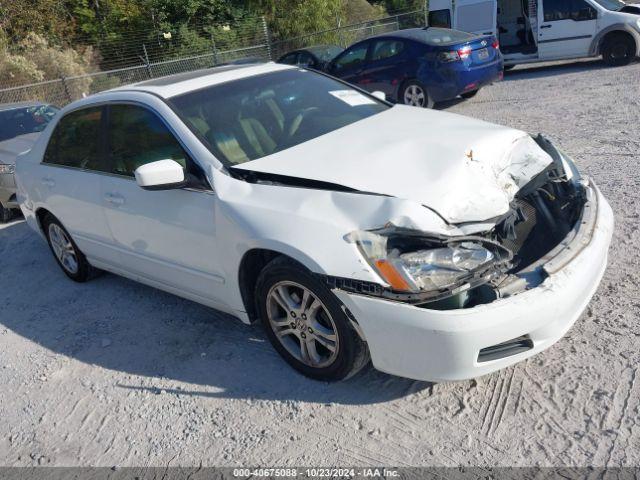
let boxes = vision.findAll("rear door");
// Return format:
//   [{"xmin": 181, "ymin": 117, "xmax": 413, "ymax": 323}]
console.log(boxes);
[
  {"xmin": 39, "ymin": 106, "xmax": 118, "ymax": 264},
  {"xmin": 538, "ymin": 0, "xmax": 598, "ymax": 58},
  {"xmin": 358, "ymin": 39, "xmax": 409, "ymax": 96},
  {"xmin": 428, "ymin": 0, "xmax": 453, "ymax": 28},
  {"xmin": 454, "ymin": 0, "xmax": 498, "ymax": 36}
]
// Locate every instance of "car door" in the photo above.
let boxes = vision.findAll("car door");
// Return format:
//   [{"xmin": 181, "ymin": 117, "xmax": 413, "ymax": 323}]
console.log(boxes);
[
  {"xmin": 538, "ymin": 0, "xmax": 598, "ymax": 58},
  {"xmin": 100, "ymin": 103, "xmax": 225, "ymax": 304},
  {"xmin": 326, "ymin": 42, "xmax": 371, "ymax": 86},
  {"xmin": 358, "ymin": 39, "xmax": 409, "ymax": 97},
  {"xmin": 454, "ymin": 0, "xmax": 498, "ymax": 36},
  {"xmin": 39, "ymin": 105, "xmax": 119, "ymax": 264}
]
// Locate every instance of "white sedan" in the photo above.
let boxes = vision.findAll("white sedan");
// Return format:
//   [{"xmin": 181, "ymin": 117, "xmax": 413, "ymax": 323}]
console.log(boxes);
[{"xmin": 16, "ymin": 63, "xmax": 613, "ymax": 382}]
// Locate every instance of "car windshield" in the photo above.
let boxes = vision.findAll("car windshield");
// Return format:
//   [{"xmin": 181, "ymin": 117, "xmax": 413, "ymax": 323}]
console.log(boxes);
[
  {"xmin": 419, "ymin": 27, "xmax": 476, "ymax": 45},
  {"xmin": 0, "ymin": 105, "xmax": 59, "ymax": 142},
  {"xmin": 591, "ymin": 0, "xmax": 625, "ymax": 10},
  {"xmin": 170, "ymin": 69, "xmax": 389, "ymax": 165}
]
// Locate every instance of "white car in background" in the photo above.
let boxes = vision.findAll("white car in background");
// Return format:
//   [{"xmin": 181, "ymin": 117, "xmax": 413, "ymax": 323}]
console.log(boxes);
[{"xmin": 16, "ymin": 63, "xmax": 613, "ymax": 382}]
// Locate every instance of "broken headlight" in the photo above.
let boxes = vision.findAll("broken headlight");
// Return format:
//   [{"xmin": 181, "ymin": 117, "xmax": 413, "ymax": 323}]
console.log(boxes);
[{"xmin": 347, "ymin": 228, "xmax": 512, "ymax": 294}]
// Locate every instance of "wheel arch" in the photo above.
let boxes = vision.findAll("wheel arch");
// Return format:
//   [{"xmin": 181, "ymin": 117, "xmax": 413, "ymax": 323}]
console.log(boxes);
[
  {"xmin": 237, "ymin": 247, "xmax": 321, "ymax": 323},
  {"xmin": 590, "ymin": 25, "xmax": 640, "ymax": 56}
]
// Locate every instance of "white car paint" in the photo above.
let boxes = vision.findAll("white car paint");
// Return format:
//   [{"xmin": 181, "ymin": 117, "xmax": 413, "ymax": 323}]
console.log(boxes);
[
  {"xmin": 15, "ymin": 63, "xmax": 614, "ymax": 382},
  {"xmin": 428, "ymin": 0, "xmax": 640, "ymax": 65}
]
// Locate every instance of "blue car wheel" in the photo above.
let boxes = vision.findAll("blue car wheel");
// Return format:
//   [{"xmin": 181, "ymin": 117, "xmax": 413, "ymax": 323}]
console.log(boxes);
[{"xmin": 400, "ymin": 80, "xmax": 434, "ymax": 109}]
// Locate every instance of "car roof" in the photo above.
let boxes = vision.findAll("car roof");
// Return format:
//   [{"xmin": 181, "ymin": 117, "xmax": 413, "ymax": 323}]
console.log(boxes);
[
  {"xmin": 0, "ymin": 101, "xmax": 46, "ymax": 112},
  {"xmin": 367, "ymin": 27, "xmax": 478, "ymax": 44},
  {"xmin": 107, "ymin": 62, "xmax": 294, "ymax": 99}
]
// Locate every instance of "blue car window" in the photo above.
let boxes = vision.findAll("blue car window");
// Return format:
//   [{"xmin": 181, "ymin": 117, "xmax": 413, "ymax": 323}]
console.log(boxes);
[
  {"xmin": 370, "ymin": 40, "xmax": 405, "ymax": 61},
  {"xmin": 332, "ymin": 43, "xmax": 368, "ymax": 73}
]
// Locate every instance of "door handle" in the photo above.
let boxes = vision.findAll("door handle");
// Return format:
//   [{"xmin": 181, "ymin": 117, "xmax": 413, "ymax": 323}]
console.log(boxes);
[
  {"xmin": 104, "ymin": 193, "xmax": 125, "ymax": 206},
  {"xmin": 540, "ymin": 24, "xmax": 552, "ymax": 29},
  {"xmin": 41, "ymin": 178, "xmax": 55, "ymax": 187}
]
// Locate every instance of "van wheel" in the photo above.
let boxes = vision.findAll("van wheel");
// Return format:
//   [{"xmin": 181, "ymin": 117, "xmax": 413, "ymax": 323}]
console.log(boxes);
[
  {"xmin": 461, "ymin": 90, "xmax": 479, "ymax": 99},
  {"xmin": 400, "ymin": 81, "xmax": 434, "ymax": 108},
  {"xmin": 0, "ymin": 203, "xmax": 12, "ymax": 223},
  {"xmin": 602, "ymin": 33, "xmax": 635, "ymax": 66},
  {"xmin": 43, "ymin": 214, "xmax": 99, "ymax": 282},
  {"xmin": 255, "ymin": 257, "xmax": 370, "ymax": 381}
]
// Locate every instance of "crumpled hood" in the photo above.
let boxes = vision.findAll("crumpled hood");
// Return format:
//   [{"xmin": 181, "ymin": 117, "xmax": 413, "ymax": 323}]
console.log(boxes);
[
  {"xmin": 0, "ymin": 132, "xmax": 40, "ymax": 165},
  {"xmin": 234, "ymin": 105, "xmax": 552, "ymax": 223}
]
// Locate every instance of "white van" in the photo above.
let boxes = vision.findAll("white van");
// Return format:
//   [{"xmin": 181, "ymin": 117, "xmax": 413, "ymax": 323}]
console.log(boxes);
[{"xmin": 427, "ymin": 0, "xmax": 640, "ymax": 66}]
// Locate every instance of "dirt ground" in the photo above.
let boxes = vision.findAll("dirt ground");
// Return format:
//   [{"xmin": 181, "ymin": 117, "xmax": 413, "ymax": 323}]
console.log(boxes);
[{"xmin": 1, "ymin": 58, "xmax": 639, "ymax": 468}]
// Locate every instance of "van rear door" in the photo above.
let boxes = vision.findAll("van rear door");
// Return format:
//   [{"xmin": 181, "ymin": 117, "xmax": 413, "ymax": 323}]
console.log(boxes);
[{"xmin": 454, "ymin": 0, "xmax": 498, "ymax": 36}]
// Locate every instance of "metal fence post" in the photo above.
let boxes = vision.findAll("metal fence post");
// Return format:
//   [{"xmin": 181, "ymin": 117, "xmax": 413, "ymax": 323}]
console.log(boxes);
[
  {"xmin": 60, "ymin": 76, "xmax": 72, "ymax": 102},
  {"xmin": 142, "ymin": 44, "xmax": 153, "ymax": 78},
  {"xmin": 261, "ymin": 16, "xmax": 273, "ymax": 60},
  {"xmin": 211, "ymin": 34, "xmax": 219, "ymax": 66},
  {"xmin": 424, "ymin": 0, "xmax": 429, "ymax": 26}
]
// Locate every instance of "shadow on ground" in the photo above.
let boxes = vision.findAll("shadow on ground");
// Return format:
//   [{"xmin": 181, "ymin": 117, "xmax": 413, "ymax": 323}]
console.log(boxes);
[
  {"xmin": 501, "ymin": 58, "xmax": 614, "ymax": 81},
  {"xmin": 0, "ymin": 221, "xmax": 431, "ymax": 405}
]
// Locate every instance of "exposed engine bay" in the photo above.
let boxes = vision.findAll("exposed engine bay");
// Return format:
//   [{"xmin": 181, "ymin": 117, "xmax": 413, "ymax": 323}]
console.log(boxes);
[{"xmin": 333, "ymin": 134, "xmax": 589, "ymax": 310}]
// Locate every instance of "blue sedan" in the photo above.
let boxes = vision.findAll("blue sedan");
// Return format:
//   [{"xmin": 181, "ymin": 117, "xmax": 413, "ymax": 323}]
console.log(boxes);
[{"xmin": 326, "ymin": 27, "xmax": 503, "ymax": 108}]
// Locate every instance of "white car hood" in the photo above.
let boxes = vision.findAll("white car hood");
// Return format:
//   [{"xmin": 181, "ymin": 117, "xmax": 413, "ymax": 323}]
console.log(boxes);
[
  {"xmin": 234, "ymin": 106, "xmax": 552, "ymax": 224},
  {"xmin": 0, "ymin": 132, "xmax": 40, "ymax": 165}
]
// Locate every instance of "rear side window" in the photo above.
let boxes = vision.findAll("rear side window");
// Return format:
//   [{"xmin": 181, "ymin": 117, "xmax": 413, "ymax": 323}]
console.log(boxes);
[
  {"xmin": 279, "ymin": 52, "xmax": 298, "ymax": 65},
  {"xmin": 429, "ymin": 9, "xmax": 452, "ymax": 28},
  {"xmin": 106, "ymin": 104, "xmax": 187, "ymax": 177},
  {"xmin": 370, "ymin": 40, "xmax": 405, "ymax": 61},
  {"xmin": 43, "ymin": 107, "xmax": 103, "ymax": 169}
]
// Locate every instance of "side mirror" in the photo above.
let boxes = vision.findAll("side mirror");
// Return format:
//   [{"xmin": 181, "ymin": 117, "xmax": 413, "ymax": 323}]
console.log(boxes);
[
  {"xmin": 134, "ymin": 159, "xmax": 186, "ymax": 191},
  {"xmin": 372, "ymin": 91, "xmax": 386, "ymax": 101}
]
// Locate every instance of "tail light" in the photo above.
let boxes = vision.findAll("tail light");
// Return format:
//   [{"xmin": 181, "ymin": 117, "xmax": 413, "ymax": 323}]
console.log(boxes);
[
  {"xmin": 492, "ymin": 39, "xmax": 500, "ymax": 50},
  {"xmin": 438, "ymin": 45, "xmax": 472, "ymax": 62},
  {"xmin": 457, "ymin": 46, "xmax": 472, "ymax": 59}
]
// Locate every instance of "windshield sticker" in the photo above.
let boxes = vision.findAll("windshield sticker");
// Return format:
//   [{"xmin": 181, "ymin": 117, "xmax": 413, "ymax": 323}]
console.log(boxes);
[{"xmin": 329, "ymin": 90, "xmax": 377, "ymax": 106}]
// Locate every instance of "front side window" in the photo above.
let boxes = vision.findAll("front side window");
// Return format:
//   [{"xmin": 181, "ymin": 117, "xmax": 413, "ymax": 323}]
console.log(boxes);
[
  {"xmin": 297, "ymin": 52, "xmax": 316, "ymax": 67},
  {"xmin": 43, "ymin": 106, "xmax": 103, "ymax": 169},
  {"xmin": 279, "ymin": 52, "xmax": 298, "ymax": 65},
  {"xmin": 543, "ymin": 0, "xmax": 598, "ymax": 21},
  {"xmin": 331, "ymin": 43, "xmax": 369, "ymax": 72},
  {"xmin": 106, "ymin": 104, "xmax": 187, "ymax": 177},
  {"xmin": 170, "ymin": 69, "xmax": 388, "ymax": 166},
  {"xmin": 370, "ymin": 40, "xmax": 405, "ymax": 61},
  {"xmin": 591, "ymin": 0, "xmax": 624, "ymax": 10}
]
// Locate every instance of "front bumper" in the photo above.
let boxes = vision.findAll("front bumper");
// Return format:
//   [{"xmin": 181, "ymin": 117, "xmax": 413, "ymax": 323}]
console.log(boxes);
[
  {"xmin": 0, "ymin": 173, "xmax": 18, "ymax": 208},
  {"xmin": 334, "ymin": 181, "xmax": 614, "ymax": 382}
]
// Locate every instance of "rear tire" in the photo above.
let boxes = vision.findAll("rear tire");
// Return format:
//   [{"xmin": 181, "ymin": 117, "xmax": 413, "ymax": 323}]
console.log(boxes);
[
  {"xmin": 602, "ymin": 33, "xmax": 635, "ymax": 67},
  {"xmin": 42, "ymin": 214, "xmax": 99, "ymax": 282},
  {"xmin": 461, "ymin": 89, "xmax": 479, "ymax": 99},
  {"xmin": 255, "ymin": 257, "xmax": 370, "ymax": 381},
  {"xmin": 0, "ymin": 202, "xmax": 12, "ymax": 223},
  {"xmin": 400, "ymin": 80, "xmax": 435, "ymax": 109}
]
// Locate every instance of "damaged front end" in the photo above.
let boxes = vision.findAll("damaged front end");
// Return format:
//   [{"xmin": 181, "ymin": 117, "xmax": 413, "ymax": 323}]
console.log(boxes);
[{"xmin": 341, "ymin": 134, "xmax": 591, "ymax": 310}]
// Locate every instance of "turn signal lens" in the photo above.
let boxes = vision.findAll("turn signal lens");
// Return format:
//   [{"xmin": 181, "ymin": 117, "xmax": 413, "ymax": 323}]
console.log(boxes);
[{"xmin": 374, "ymin": 259, "xmax": 412, "ymax": 291}]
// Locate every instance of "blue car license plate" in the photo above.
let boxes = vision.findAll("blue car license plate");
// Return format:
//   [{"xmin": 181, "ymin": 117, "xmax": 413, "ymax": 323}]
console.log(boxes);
[{"xmin": 477, "ymin": 48, "xmax": 489, "ymax": 60}]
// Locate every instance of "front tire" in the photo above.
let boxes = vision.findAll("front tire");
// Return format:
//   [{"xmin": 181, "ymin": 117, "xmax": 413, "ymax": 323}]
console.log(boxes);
[
  {"xmin": 400, "ymin": 80, "xmax": 434, "ymax": 108},
  {"xmin": 255, "ymin": 257, "xmax": 369, "ymax": 381},
  {"xmin": 0, "ymin": 202, "xmax": 13, "ymax": 223},
  {"xmin": 602, "ymin": 33, "xmax": 635, "ymax": 67},
  {"xmin": 43, "ymin": 214, "xmax": 98, "ymax": 282}
]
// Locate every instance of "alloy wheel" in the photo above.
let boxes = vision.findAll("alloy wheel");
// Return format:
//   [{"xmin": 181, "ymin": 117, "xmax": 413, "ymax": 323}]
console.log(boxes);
[
  {"xmin": 266, "ymin": 280, "xmax": 339, "ymax": 368},
  {"xmin": 404, "ymin": 84, "xmax": 426, "ymax": 107},
  {"xmin": 48, "ymin": 223, "xmax": 79, "ymax": 274}
]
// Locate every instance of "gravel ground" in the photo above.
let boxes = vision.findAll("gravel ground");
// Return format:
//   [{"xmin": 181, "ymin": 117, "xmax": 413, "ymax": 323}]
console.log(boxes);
[{"xmin": 1, "ymin": 58, "xmax": 639, "ymax": 468}]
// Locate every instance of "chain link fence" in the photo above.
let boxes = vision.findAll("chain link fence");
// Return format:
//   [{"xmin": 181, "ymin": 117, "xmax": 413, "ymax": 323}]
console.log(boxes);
[{"xmin": 0, "ymin": 7, "xmax": 427, "ymax": 107}]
